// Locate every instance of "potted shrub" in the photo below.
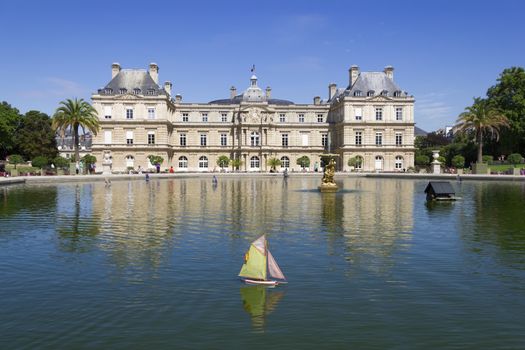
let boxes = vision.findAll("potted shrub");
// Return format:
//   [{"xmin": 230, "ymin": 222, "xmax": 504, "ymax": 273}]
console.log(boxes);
[
  {"xmin": 31, "ymin": 156, "xmax": 49, "ymax": 176},
  {"xmin": 508, "ymin": 153, "xmax": 523, "ymax": 175},
  {"xmin": 53, "ymin": 156, "xmax": 70, "ymax": 175},
  {"xmin": 8, "ymin": 154, "xmax": 24, "ymax": 176},
  {"xmin": 451, "ymin": 155, "xmax": 465, "ymax": 174},
  {"xmin": 297, "ymin": 156, "xmax": 310, "ymax": 172}
]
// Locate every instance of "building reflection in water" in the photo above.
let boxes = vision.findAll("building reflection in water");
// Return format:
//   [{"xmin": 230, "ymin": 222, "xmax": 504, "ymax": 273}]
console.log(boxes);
[{"xmin": 240, "ymin": 285, "xmax": 285, "ymax": 332}]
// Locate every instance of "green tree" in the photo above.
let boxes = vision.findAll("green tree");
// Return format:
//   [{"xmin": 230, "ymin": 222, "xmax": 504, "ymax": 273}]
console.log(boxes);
[
  {"xmin": 8, "ymin": 154, "xmax": 24, "ymax": 169},
  {"xmin": 454, "ymin": 97, "xmax": 509, "ymax": 164},
  {"xmin": 297, "ymin": 156, "xmax": 310, "ymax": 169},
  {"xmin": 230, "ymin": 158, "xmax": 243, "ymax": 171},
  {"xmin": 267, "ymin": 157, "xmax": 281, "ymax": 172},
  {"xmin": 15, "ymin": 110, "xmax": 58, "ymax": 160},
  {"xmin": 0, "ymin": 102, "xmax": 22, "ymax": 159},
  {"xmin": 148, "ymin": 155, "xmax": 164, "ymax": 166},
  {"xmin": 217, "ymin": 155, "xmax": 230, "ymax": 169},
  {"xmin": 31, "ymin": 156, "xmax": 48, "ymax": 169},
  {"xmin": 415, "ymin": 155, "xmax": 430, "ymax": 167},
  {"xmin": 52, "ymin": 98, "xmax": 100, "ymax": 162},
  {"xmin": 451, "ymin": 155, "xmax": 465, "ymax": 169},
  {"xmin": 486, "ymin": 67, "xmax": 525, "ymax": 155},
  {"xmin": 507, "ymin": 153, "xmax": 523, "ymax": 165},
  {"xmin": 53, "ymin": 156, "xmax": 70, "ymax": 169},
  {"xmin": 482, "ymin": 155, "xmax": 493, "ymax": 164}
]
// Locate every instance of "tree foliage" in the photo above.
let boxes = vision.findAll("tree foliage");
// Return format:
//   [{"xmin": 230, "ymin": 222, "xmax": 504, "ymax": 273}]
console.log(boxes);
[
  {"xmin": 31, "ymin": 156, "xmax": 48, "ymax": 169},
  {"xmin": 507, "ymin": 153, "xmax": 523, "ymax": 165},
  {"xmin": 217, "ymin": 155, "xmax": 230, "ymax": 168},
  {"xmin": 52, "ymin": 98, "xmax": 99, "ymax": 162},
  {"xmin": 8, "ymin": 154, "xmax": 24, "ymax": 169},
  {"xmin": 15, "ymin": 110, "xmax": 58, "ymax": 160},
  {"xmin": 148, "ymin": 155, "xmax": 164, "ymax": 166},
  {"xmin": 267, "ymin": 157, "xmax": 281, "ymax": 171},
  {"xmin": 451, "ymin": 155, "xmax": 465, "ymax": 169},
  {"xmin": 415, "ymin": 155, "xmax": 430, "ymax": 166},
  {"xmin": 0, "ymin": 102, "xmax": 22, "ymax": 159},
  {"xmin": 82, "ymin": 154, "xmax": 97, "ymax": 166},
  {"xmin": 296, "ymin": 156, "xmax": 310, "ymax": 169},
  {"xmin": 53, "ymin": 156, "xmax": 70, "ymax": 169},
  {"xmin": 454, "ymin": 97, "xmax": 509, "ymax": 163},
  {"xmin": 230, "ymin": 158, "xmax": 243, "ymax": 170}
]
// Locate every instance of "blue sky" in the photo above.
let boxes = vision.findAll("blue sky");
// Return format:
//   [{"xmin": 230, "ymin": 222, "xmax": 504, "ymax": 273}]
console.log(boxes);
[{"xmin": 1, "ymin": 0, "xmax": 523, "ymax": 131}]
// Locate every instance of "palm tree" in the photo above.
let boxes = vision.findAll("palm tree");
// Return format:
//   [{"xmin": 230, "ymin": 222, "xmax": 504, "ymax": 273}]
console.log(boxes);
[
  {"xmin": 454, "ymin": 97, "xmax": 509, "ymax": 163},
  {"xmin": 267, "ymin": 157, "xmax": 281, "ymax": 172},
  {"xmin": 52, "ymin": 98, "xmax": 100, "ymax": 162}
]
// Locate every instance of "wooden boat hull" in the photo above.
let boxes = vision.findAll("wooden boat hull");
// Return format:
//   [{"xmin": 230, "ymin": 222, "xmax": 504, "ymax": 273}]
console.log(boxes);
[{"xmin": 241, "ymin": 278, "xmax": 283, "ymax": 286}]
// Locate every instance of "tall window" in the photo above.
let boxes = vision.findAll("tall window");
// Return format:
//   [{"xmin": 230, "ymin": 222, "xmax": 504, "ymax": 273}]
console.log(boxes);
[
  {"xmin": 200, "ymin": 134, "xmax": 207, "ymax": 146},
  {"xmin": 126, "ymin": 108, "xmax": 133, "ymax": 120},
  {"xmin": 301, "ymin": 133, "xmax": 309, "ymax": 146},
  {"xmin": 126, "ymin": 155, "xmax": 134, "ymax": 168},
  {"xmin": 202, "ymin": 113, "xmax": 208, "ymax": 122},
  {"xmin": 221, "ymin": 113, "xmax": 228, "ymax": 122},
  {"xmin": 322, "ymin": 133, "xmax": 328, "ymax": 148},
  {"xmin": 280, "ymin": 156, "xmax": 290, "ymax": 168},
  {"xmin": 395, "ymin": 156, "xmax": 403, "ymax": 170},
  {"xmin": 104, "ymin": 130, "xmax": 112, "ymax": 144},
  {"xmin": 220, "ymin": 133, "xmax": 227, "ymax": 146},
  {"xmin": 375, "ymin": 107, "xmax": 383, "ymax": 121},
  {"xmin": 148, "ymin": 132, "xmax": 155, "ymax": 145},
  {"xmin": 317, "ymin": 114, "xmax": 324, "ymax": 123},
  {"xmin": 178, "ymin": 156, "xmax": 188, "ymax": 169},
  {"xmin": 298, "ymin": 113, "xmax": 305, "ymax": 123},
  {"xmin": 126, "ymin": 131, "xmax": 133, "ymax": 145},
  {"xmin": 180, "ymin": 133, "xmax": 186, "ymax": 146},
  {"xmin": 355, "ymin": 131, "xmax": 362, "ymax": 145},
  {"xmin": 182, "ymin": 113, "xmax": 189, "ymax": 122},
  {"xmin": 147, "ymin": 108, "xmax": 155, "ymax": 119},
  {"xmin": 279, "ymin": 114, "xmax": 286, "ymax": 122},
  {"xmin": 251, "ymin": 131, "xmax": 260, "ymax": 146},
  {"xmin": 282, "ymin": 133, "xmax": 288, "ymax": 147},
  {"xmin": 250, "ymin": 156, "xmax": 260, "ymax": 169},
  {"xmin": 375, "ymin": 132, "xmax": 382, "ymax": 146},
  {"xmin": 104, "ymin": 106, "xmax": 112, "ymax": 119},
  {"xmin": 199, "ymin": 156, "xmax": 208, "ymax": 169},
  {"xmin": 396, "ymin": 132, "xmax": 403, "ymax": 146},
  {"xmin": 355, "ymin": 107, "xmax": 362, "ymax": 121},
  {"xmin": 396, "ymin": 107, "xmax": 403, "ymax": 121}
]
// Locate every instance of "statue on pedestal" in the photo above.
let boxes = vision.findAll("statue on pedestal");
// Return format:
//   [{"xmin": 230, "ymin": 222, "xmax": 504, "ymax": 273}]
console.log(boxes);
[
  {"xmin": 102, "ymin": 151, "xmax": 112, "ymax": 175},
  {"xmin": 319, "ymin": 157, "xmax": 338, "ymax": 192}
]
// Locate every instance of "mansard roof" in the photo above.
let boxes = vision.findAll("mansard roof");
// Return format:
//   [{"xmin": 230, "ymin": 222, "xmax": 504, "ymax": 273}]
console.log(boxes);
[
  {"xmin": 98, "ymin": 69, "xmax": 166, "ymax": 96},
  {"xmin": 209, "ymin": 96, "xmax": 295, "ymax": 105},
  {"xmin": 345, "ymin": 72, "xmax": 408, "ymax": 98}
]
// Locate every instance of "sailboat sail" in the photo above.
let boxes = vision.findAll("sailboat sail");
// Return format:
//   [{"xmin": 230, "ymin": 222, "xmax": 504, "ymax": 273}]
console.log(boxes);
[
  {"xmin": 267, "ymin": 251, "xmax": 285, "ymax": 280},
  {"xmin": 239, "ymin": 236, "xmax": 267, "ymax": 280}
]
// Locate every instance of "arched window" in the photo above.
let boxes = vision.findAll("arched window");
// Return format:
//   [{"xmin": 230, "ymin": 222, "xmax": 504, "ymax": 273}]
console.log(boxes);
[
  {"xmin": 394, "ymin": 90, "xmax": 402, "ymax": 97},
  {"xmin": 375, "ymin": 156, "xmax": 383, "ymax": 171},
  {"xmin": 133, "ymin": 88, "xmax": 141, "ymax": 95},
  {"xmin": 126, "ymin": 155, "xmax": 134, "ymax": 168},
  {"xmin": 199, "ymin": 156, "xmax": 208, "ymax": 169},
  {"xmin": 250, "ymin": 131, "xmax": 260, "ymax": 146},
  {"xmin": 147, "ymin": 89, "xmax": 156, "ymax": 96},
  {"xmin": 395, "ymin": 156, "xmax": 403, "ymax": 170},
  {"xmin": 353, "ymin": 90, "xmax": 362, "ymax": 97},
  {"xmin": 104, "ymin": 88, "xmax": 113, "ymax": 94},
  {"xmin": 178, "ymin": 156, "xmax": 188, "ymax": 169},
  {"xmin": 380, "ymin": 90, "xmax": 388, "ymax": 96},
  {"xmin": 367, "ymin": 90, "xmax": 375, "ymax": 97},
  {"xmin": 355, "ymin": 155, "xmax": 363, "ymax": 170},
  {"xmin": 280, "ymin": 156, "xmax": 290, "ymax": 168},
  {"xmin": 119, "ymin": 88, "xmax": 127, "ymax": 94},
  {"xmin": 250, "ymin": 156, "xmax": 260, "ymax": 169}
]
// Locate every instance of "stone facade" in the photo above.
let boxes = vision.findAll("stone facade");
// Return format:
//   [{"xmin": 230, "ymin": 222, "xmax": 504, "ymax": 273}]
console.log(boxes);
[{"xmin": 91, "ymin": 63, "xmax": 415, "ymax": 173}]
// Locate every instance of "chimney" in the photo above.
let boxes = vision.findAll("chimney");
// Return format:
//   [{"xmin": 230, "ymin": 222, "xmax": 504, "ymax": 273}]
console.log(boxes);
[
  {"xmin": 328, "ymin": 83, "xmax": 337, "ymax": 101},
  {"xmin": 313, "ymin": 96, "xmax": 321, "ymax": 105},
  {"xmin": 164, "ymin": 81, "xmax": 172, "ymax": 96},
  {"xmin": 230, "ymin": 86, "xmax": 237, "ymax": 99},
  {"xmin": 149, "ymin": 63, "xmax": 159, "ymax": 84},
  {"xmin": 175, "ymin": 94, "xmax": 182, "ymax": 103},
  {"xmin": 111, "ymin": 62, "xmax": 121, "ymax": 79},
  {"xmin": 350, "ymin": 65, "xmax": 359, "ymax": 86},
  {"xmin": 265, "ymin": 86, "xmax": 272, "ymax": 99},
  {"xmin": 384, "ymin": 65, "xmax": 394, "ymax": 80}
]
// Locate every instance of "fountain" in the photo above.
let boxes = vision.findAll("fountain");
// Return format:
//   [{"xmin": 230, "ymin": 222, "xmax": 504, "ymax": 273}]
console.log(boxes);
[{"xmin": 318, "ymin": 132, "xmax": 339, "ymax": 192}]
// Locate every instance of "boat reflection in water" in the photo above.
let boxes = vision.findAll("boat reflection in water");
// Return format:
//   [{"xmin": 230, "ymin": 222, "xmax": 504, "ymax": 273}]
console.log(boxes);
[{"xmin": 240, "ymin": 285, "xmax": 285, "ymax": 332}]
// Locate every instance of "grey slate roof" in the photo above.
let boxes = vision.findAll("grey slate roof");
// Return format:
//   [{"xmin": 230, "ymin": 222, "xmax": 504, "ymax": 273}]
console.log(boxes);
[
  {"xmin": 415, "ymin": 126, "xmax": 428, "ymax": 136},
  {"xmin": 209, "ymin": 95, "xmax": 294, "ymax": 105},
  {"xmin": 98, "ymin": 69, "xmax": 166, "ymax": 96},
  {"xmin": 424, "ymin": 182, "xmax": 455, "ymax": 195}
]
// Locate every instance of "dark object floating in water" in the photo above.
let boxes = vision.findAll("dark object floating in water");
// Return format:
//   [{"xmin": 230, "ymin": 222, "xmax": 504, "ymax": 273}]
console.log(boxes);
[{"xmin": 424, "ymin": 181, "xmax": 457, "ymax": 201}]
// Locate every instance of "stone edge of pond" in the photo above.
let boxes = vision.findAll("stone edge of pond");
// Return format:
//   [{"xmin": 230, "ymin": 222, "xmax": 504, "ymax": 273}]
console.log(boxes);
[{"xmin": 2, "ymin": 172, "xmax": 525, "ymax": 186}]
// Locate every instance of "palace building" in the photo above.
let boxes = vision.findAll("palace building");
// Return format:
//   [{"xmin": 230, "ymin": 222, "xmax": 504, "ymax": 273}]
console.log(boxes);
[{"xmin": 90, "ymin": 63, "xmax": 415, "ymax": 172}]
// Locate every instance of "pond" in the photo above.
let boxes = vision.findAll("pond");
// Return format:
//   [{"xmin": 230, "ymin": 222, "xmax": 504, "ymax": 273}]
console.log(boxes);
[{"xmin": 1, "ymin": 177, "xmax": 525, "ymax": 349}]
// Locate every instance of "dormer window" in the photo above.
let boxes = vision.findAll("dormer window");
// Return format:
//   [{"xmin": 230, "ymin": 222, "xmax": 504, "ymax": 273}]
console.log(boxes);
[
  {"xmin": 133, "ymin": 88, "xmax": 141, "ymax": 95},
  {"xmin": 119, "ymin": 88, "xmax": 127, "ymax": 94},
  {"xmin": 353, "ymin": 90, "xmax": 362, "ymax": 97},
  {"xmin": 104, "ymin": 88, "xmax": 113, "ymax": 94},
  {"xmin": 147, "ymin": 89, "xmax": 156, "ymax": 96},
  {"xmin": 367, "ymin": 90, "xmax": 375, "ymax": 97},
  {"xmin": 380, "ymin": 90, "xmax": 388, "ymax": 96},
  {"xmin": 394, "ymin": 90, "xmax": 402, "ymax": 97}
]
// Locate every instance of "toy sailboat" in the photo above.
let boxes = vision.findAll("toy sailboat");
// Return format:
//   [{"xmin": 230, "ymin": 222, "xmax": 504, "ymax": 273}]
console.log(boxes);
[{"xmin": 239, "ymin": 235, "xmax": 287, "ymax": 286}]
